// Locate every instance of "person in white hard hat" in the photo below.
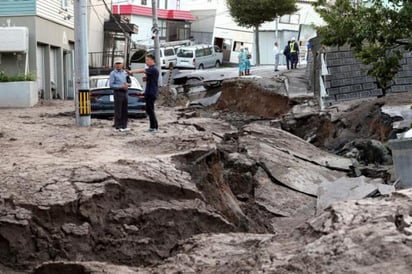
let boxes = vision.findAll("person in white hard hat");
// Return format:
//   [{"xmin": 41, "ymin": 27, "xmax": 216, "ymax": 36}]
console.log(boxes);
[
  {"xmin": 109, "ymin": 57, "xmax": 130, "ymax": 132},
  {"xmin": 289, "ymin": 37, "xmax": 299, "ymax": 69}
]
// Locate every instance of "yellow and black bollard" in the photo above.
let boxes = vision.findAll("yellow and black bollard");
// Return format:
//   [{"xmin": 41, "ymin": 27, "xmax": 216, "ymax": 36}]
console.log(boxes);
[{"xmin": 78, "ymin": 89, "xmax": 91, "ymax": 116}]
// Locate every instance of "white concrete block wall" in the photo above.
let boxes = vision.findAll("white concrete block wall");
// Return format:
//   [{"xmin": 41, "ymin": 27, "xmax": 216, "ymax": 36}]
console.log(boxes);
[{"xmin": 0, "ymin": 82, "xmax": 38, "ymax": 108}]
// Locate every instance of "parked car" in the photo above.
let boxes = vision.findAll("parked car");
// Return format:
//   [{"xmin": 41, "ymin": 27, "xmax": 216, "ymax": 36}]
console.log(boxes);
[
  {"xmin": 89, "ymin": 75, "xmax": 146, "ymax": 118},
  {"xmin": 148, "ymin": 46, "xmax": 177, "ymax": 68},
  {"xmin": 89, "ymin": 75, "xmax": 143, "ymax": 89},
  {"xmin": 176, "ymin": 45, "xmax": 223, "ymax": 69}
]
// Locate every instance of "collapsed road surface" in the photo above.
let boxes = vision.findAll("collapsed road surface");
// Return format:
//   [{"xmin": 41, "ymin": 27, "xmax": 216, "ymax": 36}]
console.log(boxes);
[{"xmin": 1, "ymin": 66, "xmax": 412, "ymax": 273}]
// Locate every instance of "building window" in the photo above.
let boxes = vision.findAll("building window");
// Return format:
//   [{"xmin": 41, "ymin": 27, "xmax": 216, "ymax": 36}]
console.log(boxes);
[
  {"xmin": 279, "ymin": 14, "xmax": 300, "ymax": 24},
  {"xmin": 141, "ymin": 0, "xmax": 147, "ymax": 5},
  {"xmin": 166, "ymin": 21, "xmax": 191, "ymax": 42},
  {"xmin": 233, "ymin": 41, "xmax": 244, "ymax": 52},
  {"xmin": 61, "ymin": 0, "xmax": 69, "ymax": 9}
]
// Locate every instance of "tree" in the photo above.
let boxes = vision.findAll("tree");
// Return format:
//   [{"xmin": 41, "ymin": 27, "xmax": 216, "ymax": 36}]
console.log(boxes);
[
  {"xmin": 314, "ymin": 0, "xmax": 412, "ymax": 94},
  {"xmin": 226, "ymin": 0, "xmax": 297, "ymax": 65}
]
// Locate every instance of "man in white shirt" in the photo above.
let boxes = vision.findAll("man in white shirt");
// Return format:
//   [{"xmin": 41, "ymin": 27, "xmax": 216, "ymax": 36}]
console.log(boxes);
[{"xmin": 273, "ymin": 42, "xmax": 280, "ymax": 72}]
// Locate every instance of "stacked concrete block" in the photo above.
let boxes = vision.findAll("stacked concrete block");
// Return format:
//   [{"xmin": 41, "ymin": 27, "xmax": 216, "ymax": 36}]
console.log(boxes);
[
  {"xmin": 320, "ymin": 46, "xmax": 412, "ymax": 104},
  {"xmin": 310, "ymin": 37, "xmax": 412, "ymax": 105},
  {"xmin": 391, "ymin": 51, "xmax": 412, "ymax": 93},
  {"xmin": 323, "ymin": 47, "xmax": 383, "ymax": 102}
]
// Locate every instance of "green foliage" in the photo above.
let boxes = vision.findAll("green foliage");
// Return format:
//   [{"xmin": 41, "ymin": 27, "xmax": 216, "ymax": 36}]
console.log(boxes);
[
  {"xmin": 226, "ymin": 0, "xmax": 297, "ymax": 28},
  {"xmin": 0, "ymin": 71, "xmax": 36, "ymax": 82},
  {"xmin": 314, "ymin": 0, "xmax": 412, "ymax": 92}
]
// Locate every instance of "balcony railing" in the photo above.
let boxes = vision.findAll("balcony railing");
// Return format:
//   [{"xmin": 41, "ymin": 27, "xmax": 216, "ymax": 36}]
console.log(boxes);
[{"xmin": 88, "ymin": 51, "xmax": 125, "ymax": 68}]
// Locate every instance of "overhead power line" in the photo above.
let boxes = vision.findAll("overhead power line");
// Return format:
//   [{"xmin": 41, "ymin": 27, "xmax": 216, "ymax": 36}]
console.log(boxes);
[
  {"xmin": 101, "ymin": 0, "xmax": 132, "ymax": 39},
  {"xmin": 88, "ymin": 0, "xmax": 104, "ymax": 27}
]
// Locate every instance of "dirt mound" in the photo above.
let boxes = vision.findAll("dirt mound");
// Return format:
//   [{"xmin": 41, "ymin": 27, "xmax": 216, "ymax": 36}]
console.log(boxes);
[{"xmin": 216, "ymin": 78, "xmax": 295, "ymax": 118}]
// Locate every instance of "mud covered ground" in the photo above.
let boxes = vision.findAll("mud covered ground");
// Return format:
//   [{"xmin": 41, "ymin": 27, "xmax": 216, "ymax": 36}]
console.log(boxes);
[{"xmin": 1, "ymin": 67, "xmax": 412, "ymax": 273}]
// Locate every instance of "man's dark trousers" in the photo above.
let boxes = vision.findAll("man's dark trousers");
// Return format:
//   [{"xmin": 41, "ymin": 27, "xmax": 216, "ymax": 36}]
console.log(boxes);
[
  {"xmin": 145, "ymin": 94, "xmax": 158, "ymax": 129},
  {"xmin": 291, "ymin": 53, "xmax": 298, "ymax": 69},
  {"xmin": 114, "ymin": 90, "xmax": 128, "ymax": 129}
]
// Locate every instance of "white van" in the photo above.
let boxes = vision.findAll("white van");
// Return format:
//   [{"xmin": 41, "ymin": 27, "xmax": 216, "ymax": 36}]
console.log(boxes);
[
  {"xmin": 148, "ymin": 47, "xmax": 177, "ymax": 69},
  {"xmin": 176, "ymin": 45, "xmax": 223, "ymax": 69}
]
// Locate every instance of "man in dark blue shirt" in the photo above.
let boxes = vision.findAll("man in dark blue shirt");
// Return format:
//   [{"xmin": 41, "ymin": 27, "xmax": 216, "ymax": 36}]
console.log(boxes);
[{"xmin": 128, "ymin": 54, "xmax": 159, "ymax": 132}]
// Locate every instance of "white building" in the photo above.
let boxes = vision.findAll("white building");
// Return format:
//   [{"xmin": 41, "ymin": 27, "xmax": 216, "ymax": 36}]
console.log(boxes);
[
  {"xmin": 112, "ymin": 0, "xmax": 195, "ymax": 48},
  {"xmin": 88, "ymin": 0, "xmax": 111, "ymax": 57},
  {"xmin": 184, "ymin": 0, "xmax": 324, "ymax": 65},
  {"xmin": 0, "ymin": 0, "xmax": 76, "ymax": 101}
]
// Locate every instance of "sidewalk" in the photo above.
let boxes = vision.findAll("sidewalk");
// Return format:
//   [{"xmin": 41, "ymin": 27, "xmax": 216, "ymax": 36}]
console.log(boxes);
[
  {"xmin": 171, "ymin": 64, "xmax": 312, "ymax": 99},
  {"xmin": 249, "ymin": 65, "xmax": 312, "ymax": 98}
]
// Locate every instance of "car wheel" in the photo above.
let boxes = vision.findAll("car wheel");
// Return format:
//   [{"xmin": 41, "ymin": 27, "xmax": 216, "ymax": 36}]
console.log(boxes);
[
  {"xmin": 215, "ymin": 61, "xmax": 220, "ymax": 68},
  {"xmin": 198, "ymin": 64, "xmax": 204, "ymax": 70}
]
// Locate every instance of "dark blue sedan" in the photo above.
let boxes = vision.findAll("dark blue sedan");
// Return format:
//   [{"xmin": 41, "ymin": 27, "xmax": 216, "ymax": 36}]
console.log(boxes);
[{"xmin": 89, "ymin": 75, "xmax": 146, "ymax": 118}]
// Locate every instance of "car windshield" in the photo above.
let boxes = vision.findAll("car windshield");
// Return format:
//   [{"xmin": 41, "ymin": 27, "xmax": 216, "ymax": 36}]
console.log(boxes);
[
  {"xmin": 89, "ymin": 76, "xmax": 143, "ymax": 90},
  {"xmin": 89, "ymin": 78, "xmax": 109, "ymax": 88},
  {"xmin": 177, "ymin": 49, "xmax": 193, "ymax": 58},
  {"xmin": 148, "ymin": 49, "xmax": 163, "ymax": 57}
]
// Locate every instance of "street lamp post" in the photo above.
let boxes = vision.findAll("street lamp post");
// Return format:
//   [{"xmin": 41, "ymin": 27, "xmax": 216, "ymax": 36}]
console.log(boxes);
[{"xmin": 152, "ymin": 0, "xmax": 162, "ymax": 86}]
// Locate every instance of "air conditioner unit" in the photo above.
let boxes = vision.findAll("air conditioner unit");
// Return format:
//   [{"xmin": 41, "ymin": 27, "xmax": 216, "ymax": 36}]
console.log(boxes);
[{"xmin": 0, "ymin": 27, "xmax": 29, "ymax": 53}]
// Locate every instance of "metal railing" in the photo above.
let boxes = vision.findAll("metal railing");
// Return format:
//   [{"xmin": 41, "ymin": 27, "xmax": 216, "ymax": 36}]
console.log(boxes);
[{"xmin": 88, "ymin": 51, "xmax": 125, "ymax": 68}]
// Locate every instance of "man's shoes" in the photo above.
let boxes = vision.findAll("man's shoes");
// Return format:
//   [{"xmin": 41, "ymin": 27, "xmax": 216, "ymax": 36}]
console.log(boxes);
[
  {"xmin": 274, "ymin": 69, "xmax": 279, "ymax": 72},
  {"xmin": 145, "ymin": 128, "xmax": 159, "ymax": 133},
  {"xmin": 114, "ymin": 127, "xmax": 130, "ymax": 132}
]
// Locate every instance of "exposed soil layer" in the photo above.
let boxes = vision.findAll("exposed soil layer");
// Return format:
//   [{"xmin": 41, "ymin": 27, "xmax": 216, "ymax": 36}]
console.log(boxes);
[
  {"xmin": 214, "ymin": 84, "xmax": 412, "ymax": 153},
  {"xmin": 280, "ymin": 94, "xmax": 412, "ymax": 152},
  {"xmin": 216, "ymin": 78, "xmax": 296, "ymax": 118}
]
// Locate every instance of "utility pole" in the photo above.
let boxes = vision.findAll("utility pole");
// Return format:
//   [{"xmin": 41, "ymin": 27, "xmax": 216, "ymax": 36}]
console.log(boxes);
[
  {"xmin": 152, "ymin": 0, "xmax": 162, "ymax": 86},
  {"xmin": 74, "ymin": 0, "xmax": 91, "ymax": 127}
]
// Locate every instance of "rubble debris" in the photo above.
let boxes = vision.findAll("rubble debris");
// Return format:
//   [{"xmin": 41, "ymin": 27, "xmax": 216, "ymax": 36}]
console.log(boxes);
[
  {"xmin": 285, "ymin": 189, "xmax": 412, "ymax": 274},
  {"xmin": 101, "ymin": 190, "xmax": 412, "ymax": 273},
  {"xmin": 381, "ymin": 104, "xmax": 412, "ymax": 130},
  {"xmin": 316, "ymin": 176, "xmax": 395, "ymax": 212},
  {"xmin": 254, "ymin": 168, "xmax": 316, "ymax": 218},
  {"xmin": 280, "ymin": 98, "xmax": 412, "ymax": 153},
  {"xmin": 189, "ymin": 91, "xmax": 221, "ymax": 107},
  {"xmin": 339, "ymin": 138, "xmax": 393, "ymax": 165},
  {"xmin": 239, "ymin": 123, "xmax": 352, "ymax": 196}
]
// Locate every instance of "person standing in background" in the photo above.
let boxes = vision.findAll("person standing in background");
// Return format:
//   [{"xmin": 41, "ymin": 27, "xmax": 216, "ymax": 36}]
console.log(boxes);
[
  {"xmin": 109, "ymin": 57, "xmax": 130, "ymax": 132},
  {"xmin": 238, "ymin": 47, "xmax": 246, "ymax": 76},
  {"xmin": 244, "ymin": 47, "xmax": 251, "ymax": 75},
  {"xmin": 128, "ymin": 54, "xmax": 159, "ymax": 132},
  {"xmin": 273, "ymin": 42, "xmax": 280, "ymax": 72},
  {"xmin": 306, "ymin": 41, "xmax": 312, "ymax": 62},
  {"xmin": 283, "ymin": 41, "xmax": 291, "ymax": 70},
  {"xmin": 289, "ymin": 37, "xmax": 299, "ymax": 69}
]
